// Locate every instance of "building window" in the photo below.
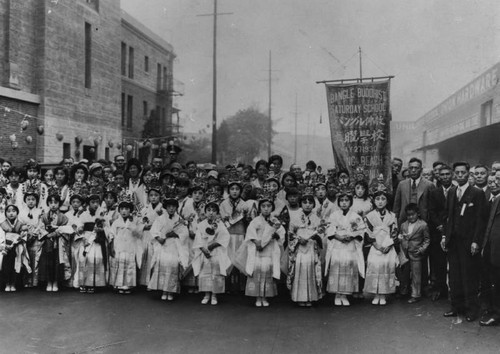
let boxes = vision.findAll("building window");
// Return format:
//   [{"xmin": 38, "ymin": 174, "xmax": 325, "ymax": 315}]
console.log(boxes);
[
  {"xmin": 143, "ymin": 101, "xmax": 148, "ymax": 118},
  {"xmin": 128, "ymin": 47, "xmax": 134, "ymax": 79},
  {"xmin": 144, "ymin": 56, "xmax": 149, "ymax": 73},
  {"xmin": 157, "ymin": 63, "xmax": 162, "ymax": 90},
  {"xmin": 121, "ymin": 42, "xmax": 127, "ymax": 76},
  {"xmin": 480, "ymin": 99, "xmax": 493, "ymax": 126},
  {"xmin": 105, "ymin": 147, "xmax": 110, "ymax": 161},
  {"xmin": 83, "ymin": 145, "xmax": 95, "ymax": 160},
  {"xmin": 63, "ymin": 143, "xmax": 71, "ymax": 158},
  {"xmin": 83, "ymin": 0, "xmax": 99, "ymax": 12},
  {"xmin": 84, "ymin": 22, "xmax": 92, "ymax": 88},
  {"xmin": 121, "ymin": 93, "xmax": 126, "ymax": 126},
  {"xmin": 127, "ymin": 95, "xmax": 133, "ymax": 128},
  {"xmin": 163, "ymin": 67, "xmax": 168, "ymax": 90}
]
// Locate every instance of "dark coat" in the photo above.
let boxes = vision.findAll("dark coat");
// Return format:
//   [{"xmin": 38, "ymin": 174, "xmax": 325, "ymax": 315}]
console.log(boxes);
[
  {"xmin": 482, "ymin": 195, "xmax": 500, "ymax": 267},
  {"xmin": 444, "ymin": 185, "xmax": 487, "ymax": 248}
]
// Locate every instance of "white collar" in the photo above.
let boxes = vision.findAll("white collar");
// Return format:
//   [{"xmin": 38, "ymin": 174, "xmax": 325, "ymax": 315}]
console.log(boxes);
[
  {"xmin": 457, "ymin": 182, "xmax": 469, "ymax": 193},
  {"xmin": 411, "ymin": 177, "xmax": 421, "ymax": 186}
]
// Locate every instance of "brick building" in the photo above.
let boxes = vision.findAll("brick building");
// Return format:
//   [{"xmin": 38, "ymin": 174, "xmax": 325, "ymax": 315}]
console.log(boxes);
[{"xmin": 0, "ymin": 0, "xmax": 178, "ymax": 165}]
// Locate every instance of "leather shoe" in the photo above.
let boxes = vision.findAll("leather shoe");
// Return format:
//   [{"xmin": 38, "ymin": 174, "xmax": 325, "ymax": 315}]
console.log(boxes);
[
  {"xmin": 479, "ymin": 317, "xmax": 498, "ymax": 326},
  {"xmin": 443, "ymin": 310, "xmax": 457, "ymax": 317},
  {"xmin": 408, "ymin": 297, "xmax": 420, "ymax": 304}
]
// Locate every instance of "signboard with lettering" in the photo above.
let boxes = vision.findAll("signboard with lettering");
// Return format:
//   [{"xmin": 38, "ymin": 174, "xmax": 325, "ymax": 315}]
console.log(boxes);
[{"xmin": 325, "ymin": 80, "xmax": 392, "ymax": 190}]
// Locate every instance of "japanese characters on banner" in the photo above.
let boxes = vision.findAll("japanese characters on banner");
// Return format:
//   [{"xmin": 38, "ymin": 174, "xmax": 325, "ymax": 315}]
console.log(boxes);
[{"xmin": 325, "ymin": 80, "xmax": 392, "ymax": 191}]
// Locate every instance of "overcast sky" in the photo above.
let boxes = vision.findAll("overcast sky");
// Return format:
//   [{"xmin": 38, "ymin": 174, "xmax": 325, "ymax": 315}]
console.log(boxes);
[{"xmin": 121, "ymin": 0, "xmax": 500, "ymax": 136}]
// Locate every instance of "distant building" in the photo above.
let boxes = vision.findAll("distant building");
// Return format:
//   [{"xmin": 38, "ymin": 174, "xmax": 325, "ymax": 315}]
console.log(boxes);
[
  {"xmin": 0, "ymin": 0, "xmax": 179, "ymax": 165},
  {"xmin": 392, "ymin": 62, "xmax": 500, "ymax": 166}
]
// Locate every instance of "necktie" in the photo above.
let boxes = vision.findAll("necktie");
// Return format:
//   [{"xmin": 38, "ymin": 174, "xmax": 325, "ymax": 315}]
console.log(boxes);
[
  {"xmin": 412, "ymin": 180, "xmax": 417, "ymax": 190},
  {"xmin": 457, "ymin": 188, "xmax": 463, "ymax": 201}
]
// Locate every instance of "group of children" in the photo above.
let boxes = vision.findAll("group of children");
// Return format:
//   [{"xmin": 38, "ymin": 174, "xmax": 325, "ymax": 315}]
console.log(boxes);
[{"xmin": 0, "ymin": 158, "xmax": 430, "ymax": 308}]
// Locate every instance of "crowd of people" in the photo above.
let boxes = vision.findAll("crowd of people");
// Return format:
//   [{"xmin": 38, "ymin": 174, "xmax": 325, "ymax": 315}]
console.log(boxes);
[{"xmin": 0, "ymin": 151, "xmax": 499, "ymax": 326}]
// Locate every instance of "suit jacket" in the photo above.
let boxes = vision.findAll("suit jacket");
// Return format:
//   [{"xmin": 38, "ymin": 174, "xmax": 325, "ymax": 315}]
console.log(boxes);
[
  {"xmin": 428, "ymin": 186, "xmax": 450, "ymax": 235},
  {"xmin": 393, "ymin": 177, "xmax": 434, "ymax": 225},
  {"xmin": 482, "ymin": 195, "xmax": 500, "ymax": 267},
  {"xmin": 399, "ymin": 219, "xmax": 430, "ymax": 261},
  {"xmin": 444, "ymin": 185, "xmax": 487, "ymax": 248}
]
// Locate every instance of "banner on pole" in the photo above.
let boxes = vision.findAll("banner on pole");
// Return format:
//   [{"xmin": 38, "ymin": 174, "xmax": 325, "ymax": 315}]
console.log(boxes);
[{"xmin": 325, "ymin": 80, "xmax": 392, "ymax": 191}]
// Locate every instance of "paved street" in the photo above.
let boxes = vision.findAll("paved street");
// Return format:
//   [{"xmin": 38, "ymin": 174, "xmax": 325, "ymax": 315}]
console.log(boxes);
[{"xmin": 0, "ymin": 287, "xmax": 499, "ymax": 354}]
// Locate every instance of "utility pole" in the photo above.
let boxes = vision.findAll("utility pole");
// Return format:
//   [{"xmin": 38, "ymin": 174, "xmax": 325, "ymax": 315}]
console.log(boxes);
[
  {"xmin": 197, "ymin": 0, "xmax": 232, "ymax": 164},
  {"xmin": 294, "ymin": 94, "xmax": 298, "ymax": 163},
  {"xmin": 268, "ymin": 51, "xmax": 272, "ymax": 157},
  {"xmin": 359, "ymin": 46, "xmax": 363, "ymax": 80}
]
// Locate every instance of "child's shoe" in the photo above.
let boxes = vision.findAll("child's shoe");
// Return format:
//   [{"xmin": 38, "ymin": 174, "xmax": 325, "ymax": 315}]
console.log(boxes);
[
  {"xmin": 262, "ymin": 298, "xmax": 269, "ymax": 307},
  {"xmin": 46, "ymin": 283, "xmax": 53, "ymax": 292},
  {"xmin": 372, "ymin": 295, "xmax": 380, "ymax": 305},
  {"xmin": 334, "ymin": 294, "xmax": 342, "ymax": 306},
  {"xmin": 52, "ymin": 283, "xmax": 59, "ymax": 292},
  {"xmin": 379, "ymin": 295, "xmax": 387, "ymax": 306},
  {"xmin": 341, "ymin": 295, "xmax": 350, "ymax": 306},
  {"xmin": 161, "ymin": 292, "xmax": 167, "ymax": 301},
  {"xmin": 255, "ymin": 297, "xmax": 263, "ymax": 307},
  {"xmin": 211, "ymin": 294, "xmax": 218, "ymax": 305},
  {"xmin": 201, "ymin": 293, "xmax": 210, "ymax": 304},
  {"xmin": 10, "ymin": 285, "xmax": 16, "ymax": 292},
  {"xmin": 79, "ymin": 286, "xmax": 87, "ymax": 293},
  {"xmin": 167, "ymin": 294, "xmax": 174, "ymax": 301}
]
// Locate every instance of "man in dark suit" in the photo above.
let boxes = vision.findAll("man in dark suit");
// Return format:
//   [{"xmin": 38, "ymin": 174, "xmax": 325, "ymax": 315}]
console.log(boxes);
[
  {"xmin": 479, "ymin": 170, "xmax": 500, "ymax": 326},
  {"xmin": 428, "ymin": 164, "xmax": 453, "ymax": 301},
  {"xmin": 441, "ymin": 162, "xmax": 487, "ymax": 322},
  {"xmin": 394, "ymin": 157, "xmax": 435, "ymax": 295},
  {"xmin": 474, "ymin": 164, "xmax": 490, "ymax": 201}
]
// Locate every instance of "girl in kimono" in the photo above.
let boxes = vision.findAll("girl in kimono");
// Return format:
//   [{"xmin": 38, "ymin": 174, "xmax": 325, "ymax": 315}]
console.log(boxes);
[
  {"xmin": 108, "ymin": 197, "xmax": 144, "ymax": 294},
  {"xmin": 287, "ymin": 193, "xmax": 325, "ymax": 307},
  {"xmin": 325, "ymin": 190, "xmax": 366, "ymax": 306},
  {"xmin": 238, "ymin": 192, "xmax": 285, "ymax": 307},
  {"xmin": 219, "ymin": 177, "xmax": 251, "ymax": 293},
  {"xmin": 126, "ymin": 159, "xmax": 146, "ymax": 208},
  {"xmin": 19, "ymin": 189, "xmax": 44, "ymax": 287},
  {"xmin": 39, "ymin": 194, "xmax": 70, "ymax": 292},
  {"xmin": 148, "ymin": 196, "xmax": 189, "ymax": 301},
  {"xmin": 192, "ymin": 194, "xmax": 231, "ymax": 305},
  {"xmin": 77, "ymin": 194, "xmax": 108, "ymax": 293},
  {"xmin": 179, "ymin": 183, "xmax": 206, "ymax": 293},
  {"xmin": 351, "ymin": 180, "xmax": 373, "ymax": 218},
  {"xmin": 139, "ymin": 185, "xmax": 165, "ymax": 287},
  {"xmin": 364, "ymin": 190, "xmax": 398, "ymax": 305},
  {"xmin": 52, "ymin": 167, "xmax": 70, "ymax": 212},
  {"xmin": 101, "ymin": 189, "xmax": 119, "ymax": 226},
  {"xmin": 65, "ymin": 193, "xmax": 85, "ymax": 288},
  {"xmin": 314, "ymin": 178, "xmax": 336, "ymax": 221},
  {"xmin": 0, "ymin": 205, "xmax": 30, "ymax": 291}
]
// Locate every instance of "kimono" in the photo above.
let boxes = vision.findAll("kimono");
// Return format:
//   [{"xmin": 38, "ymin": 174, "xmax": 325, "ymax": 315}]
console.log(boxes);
[
  {"xmin": 179, "ymin": 197, "xmax": 205, "ymax": 287},
  {"xmin": 325, "ymin": 209, "xmax": 366, "ymax": 294},
  {"xmin": 108, "ymin": 216, "xmax": 144, "ymax": 289},
  {"xmin": 138, "ymin": 203, "xmax": 166, "ymax": 286},
  {"xmin": 76, "ymin": 209, "xmax": 109, "ymax": 288},
  {"xmin": 287, "ymin": 211, "xmax": 324, "ymax": 302},
  {"xmin": 192, "ymin": 219, "xmax": 231, "ymax": 294},
  {"xmin": 0, "ymin": 218, "xmax": 31, "ymax": 285},
  {"xmin": 38, "ymin": 211, "xmax": 71, "ymax": 283},
  {"xmin": 314, "ymin": 198, "xmax": 338, "ymax": 221},
  {"xmin": 235, "ymin": 215, "xmax": 285, "ymax": 298},
  {"xmin": 363, "ymin": 210, "xmax": 399, "ymax": 295},
  {"xmin": 351, "ymin": 197, "xmax": 374, "ymax": 218},
  {"xmin": 63, "ymin": 208, "xmax": 84, "ymax": 288},
  {"xmin": 19, "ymin": 206, "xmax": 44, "ymax": 286},
  {"xmin": 148, "ymin": 213, "xmax": 189, "ymax": 293},
  {"xmin": 219, "ymin": 197, "xmax": 251, "ymax": 263}
]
